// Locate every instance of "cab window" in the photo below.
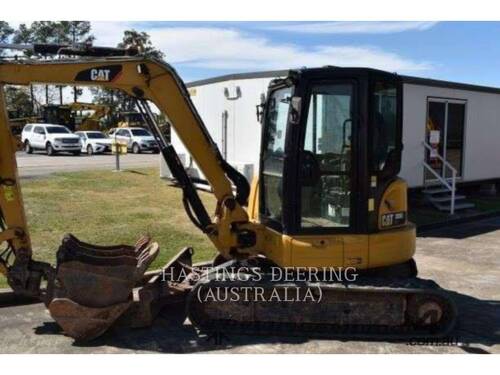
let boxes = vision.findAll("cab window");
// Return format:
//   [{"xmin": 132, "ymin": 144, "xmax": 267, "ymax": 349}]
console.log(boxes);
[
  {"xmin": 372, "ymin": 81, "xmax": 398, "ymax": 172},
  {"xmin": 300, "ymin": 83, "xmax": 354, "ymax": 228}
]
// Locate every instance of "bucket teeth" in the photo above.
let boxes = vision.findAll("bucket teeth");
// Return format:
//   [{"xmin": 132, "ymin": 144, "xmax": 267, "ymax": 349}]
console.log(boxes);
[{"xmin": 48, "ymin": 234, "xmax": 159, "ymax": 341}]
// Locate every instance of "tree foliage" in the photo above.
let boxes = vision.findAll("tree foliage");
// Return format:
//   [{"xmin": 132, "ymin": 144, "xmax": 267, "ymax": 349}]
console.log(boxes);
[
  {"xmin": 92, "ymin": 29, "xmax": 165, "ymax": 119},
  {"xmin": 13, "ymin": 21, "xmax": 94, "ymax": 45},
  {"xmin": 118, "ymin": 29, "xmax": 164, "ymax": 59},
  {"xmin": 4, "ymin": 86, "xmax": 33, "ymax": 118},
  {"xmin": 12, "ymin": 21, "xmax": 95, "ymax": 105},
  {"xmin": 0, "ymin": 21, "xmax": 14, "ymax": 56}
]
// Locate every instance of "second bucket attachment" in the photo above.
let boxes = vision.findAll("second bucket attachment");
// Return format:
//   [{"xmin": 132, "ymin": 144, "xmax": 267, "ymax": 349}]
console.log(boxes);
[{"xmin": 48, "ymin": 234, "xmax": 159, "ymax": 341}]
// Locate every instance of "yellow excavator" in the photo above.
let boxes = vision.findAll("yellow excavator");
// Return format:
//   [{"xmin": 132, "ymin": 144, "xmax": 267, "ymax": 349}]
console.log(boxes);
[
  {"xmin": 38, "ymin": 102, "xmax": 110, "ymax": 131},
  {"xmin": 69, "ymin": 102, "xmax": 110, "ymax": 131},
  {"xmin": 0, "ymin": 43, "xmax": 456, "ymax": 341}
]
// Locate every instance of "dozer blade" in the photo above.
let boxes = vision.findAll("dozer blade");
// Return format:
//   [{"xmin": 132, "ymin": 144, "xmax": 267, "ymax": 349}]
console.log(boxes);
[{"xmin": 48, "ymin": 234, "xmax": 159, "ymax": 341}]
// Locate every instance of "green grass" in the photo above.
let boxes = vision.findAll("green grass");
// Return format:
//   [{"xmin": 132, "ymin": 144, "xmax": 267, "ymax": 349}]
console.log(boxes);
[
  {"xmin": 470, "ymin": 196, "xmax": 500, "ymax": 212},
  {"xmin": 0, "ymin": 168, "xmax": 217, "ymax": 288}
]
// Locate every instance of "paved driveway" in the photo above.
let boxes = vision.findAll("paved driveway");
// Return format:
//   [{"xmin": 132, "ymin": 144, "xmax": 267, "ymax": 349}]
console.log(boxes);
[
  {"xmin": 0, "ymin": 217, "xmax": 499, "ymax": 354},
  {"xmin": 16, "ymin": 151, "xmax": 159, "ymax": 179}
]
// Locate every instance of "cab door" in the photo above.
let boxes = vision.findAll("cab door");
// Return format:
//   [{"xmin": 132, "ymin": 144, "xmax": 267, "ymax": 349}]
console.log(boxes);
[{"xmin": 290, "ymin": 79, "xmax": 368, "ymax": 268}]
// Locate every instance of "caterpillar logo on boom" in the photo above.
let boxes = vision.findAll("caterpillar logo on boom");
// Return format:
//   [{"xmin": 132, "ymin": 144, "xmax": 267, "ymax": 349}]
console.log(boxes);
[
  {"xmin": 90, "ymin": 69, "xmax": 111, "ymax": 81},
  {"xmin": 75, "ymin": 65, "xmax": 122, "ymax": 83}
]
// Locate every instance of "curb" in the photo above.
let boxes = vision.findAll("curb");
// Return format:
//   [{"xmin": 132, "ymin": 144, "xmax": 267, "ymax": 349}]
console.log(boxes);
[{"xmin": 417, "ymin": 210, "xmax": 500, "ymax": 234}]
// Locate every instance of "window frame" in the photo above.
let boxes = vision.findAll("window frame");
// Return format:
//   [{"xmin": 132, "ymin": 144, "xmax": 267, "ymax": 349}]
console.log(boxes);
[
  {"xmin": 369, "ymin": 76, "xmax": 403, "ymax": 179},
  {"xmin": 292, "ymin": 78, "xmax": 360, "ymax": 235}
]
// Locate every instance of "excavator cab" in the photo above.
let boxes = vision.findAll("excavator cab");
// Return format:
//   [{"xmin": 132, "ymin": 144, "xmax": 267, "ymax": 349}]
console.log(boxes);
[{"xmin": 256, "ymin": 67, "xmax": 415, "ymax": 271}]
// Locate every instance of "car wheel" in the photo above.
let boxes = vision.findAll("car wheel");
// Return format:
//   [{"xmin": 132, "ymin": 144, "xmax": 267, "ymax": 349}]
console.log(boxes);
[
  {"xmin": 87, "ymin": 145, "xmax": 94, "ymax": 155},
  {"xmin": 132, "ymin": 143, "xmax": 141, "ymax": 154},
  {"xmin": 46, "ymin": 143, "xmax": 55, "ymax": 156},
  {"xmin": 25, "ymin": 141, "xmax": 33, "ymax": 154},
  {"xmin": 152, "ymin": 149, "xmax": 160, "ymax": 154},
  {"xmin": 73, "ymin": 150, "xmax": 81, "ymax": 156}
]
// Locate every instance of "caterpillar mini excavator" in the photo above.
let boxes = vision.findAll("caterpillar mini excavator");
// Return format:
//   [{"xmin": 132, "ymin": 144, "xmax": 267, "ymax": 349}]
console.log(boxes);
[{"xmin": 0, "ymin": 43, "xmax": 456, "ymax": 342}]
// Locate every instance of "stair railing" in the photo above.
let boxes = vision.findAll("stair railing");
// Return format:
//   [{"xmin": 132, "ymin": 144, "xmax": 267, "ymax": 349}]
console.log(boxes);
[{"xmin": 422, "ymin": 141, "xmax": 457, "ymax": 214}]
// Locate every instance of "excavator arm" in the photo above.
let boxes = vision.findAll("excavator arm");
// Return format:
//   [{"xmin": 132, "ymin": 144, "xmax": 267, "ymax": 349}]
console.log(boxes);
[{"xmin": 0, "ymin": 53, "xmax": 261, "ymax": 297}]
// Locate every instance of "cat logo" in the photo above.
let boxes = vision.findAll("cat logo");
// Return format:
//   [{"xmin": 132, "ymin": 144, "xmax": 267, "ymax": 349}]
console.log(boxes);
[
  {"xmin": 75, "ymin": 65, "xmax": 122, "ymax": 83},
  {"xmin": 90, "ymin": 69, "xmax": 111, "ymax": 81}
]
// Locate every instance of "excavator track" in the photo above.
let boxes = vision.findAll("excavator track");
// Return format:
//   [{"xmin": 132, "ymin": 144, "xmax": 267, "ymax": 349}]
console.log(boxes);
[{"xmin": 187, "ymin": 273, "xmax": 457, "ymax": 340}]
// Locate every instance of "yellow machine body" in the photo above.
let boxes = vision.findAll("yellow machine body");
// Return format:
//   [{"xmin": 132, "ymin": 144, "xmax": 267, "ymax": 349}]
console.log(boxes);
[
  {"xmin": 248, "ymin": 176, "xmax": 414, "ymax": 269},
  {"xmin": 0, "ymin": 53, "xmax": 415, "ymax": 295}
]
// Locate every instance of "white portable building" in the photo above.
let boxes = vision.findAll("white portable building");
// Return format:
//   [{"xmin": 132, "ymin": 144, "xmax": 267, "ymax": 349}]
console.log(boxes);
[{"xmin": 160, "ymin": 70, "xmax": 500, "ymax": 191}]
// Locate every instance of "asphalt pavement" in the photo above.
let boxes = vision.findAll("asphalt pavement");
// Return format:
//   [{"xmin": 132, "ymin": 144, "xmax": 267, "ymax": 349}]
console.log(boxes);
[{"xmin": 16, "ymin": 151, "xmax": 159, "ymax": 179}]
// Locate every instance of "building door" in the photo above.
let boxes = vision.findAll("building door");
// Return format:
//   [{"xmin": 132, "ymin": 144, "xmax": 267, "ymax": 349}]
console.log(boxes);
[{"xmin": 425, "ymin": 98, "xmax": 466, "ymax": 181}]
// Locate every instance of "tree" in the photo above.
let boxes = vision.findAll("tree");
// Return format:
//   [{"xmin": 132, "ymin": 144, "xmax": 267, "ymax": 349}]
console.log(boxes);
[
  {"xmin": 4, "ymin": 86, "xmax": 34, "ymax": 118},
  {"xmin": 92, "ymin": 29, "xmax": 164, "ymax": 122},
  {"xmin": 118, "ymin": 29, "xmax": 164, "ymax": 59},
  {"xmin": 13, "ymin": 21, "xmax": 94, "ymax": 104},
  {"xmin": 58, "ymin": 21, "xmax": 95, "ymax": 44},
  {"xmin": 0, "ymin": 22, "xmax": 14, "ymax": 56}
]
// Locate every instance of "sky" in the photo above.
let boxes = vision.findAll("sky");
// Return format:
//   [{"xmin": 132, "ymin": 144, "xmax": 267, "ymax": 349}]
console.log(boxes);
[
  {"xmin": 83, "ymin": 21, "xmax": 500, "ymax": 87},
  {"xmin": 5, "ymin": 21, "xmax": 500, "ymax": 103}
]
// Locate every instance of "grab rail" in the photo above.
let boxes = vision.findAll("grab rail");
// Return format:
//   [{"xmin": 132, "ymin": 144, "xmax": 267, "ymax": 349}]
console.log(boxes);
[{"xmin": 422, "ymin": 141, "xmax": 457, "ymax": 214}]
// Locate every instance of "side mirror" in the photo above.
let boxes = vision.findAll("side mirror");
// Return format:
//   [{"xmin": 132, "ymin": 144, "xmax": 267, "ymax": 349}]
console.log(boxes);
[
  {"xmin": 256, "ymin": 104, "xmax": 264, "ymax": 123},
  {"xmin": 289, "ymin": 96, "xmax": 302, "ymax": 125}
]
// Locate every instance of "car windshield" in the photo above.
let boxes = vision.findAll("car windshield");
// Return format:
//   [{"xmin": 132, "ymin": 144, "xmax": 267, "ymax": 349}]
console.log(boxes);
[
  {"xmin": 87, "ymin": 132, "xmax": 108, "ymax": 139},
  {"xmin": 46, "ymin": 126, "xmax": 70, "ymax": 134},
  {"xmin": 131, "ymin": 129, "xmax": 151, "ymax": 136}
]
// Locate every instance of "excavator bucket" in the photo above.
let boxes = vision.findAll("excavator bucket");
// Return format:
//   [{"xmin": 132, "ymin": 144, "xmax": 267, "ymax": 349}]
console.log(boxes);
[{"xmin": 47, "ymin": 234, "xmax": 159, "ymax": 341}]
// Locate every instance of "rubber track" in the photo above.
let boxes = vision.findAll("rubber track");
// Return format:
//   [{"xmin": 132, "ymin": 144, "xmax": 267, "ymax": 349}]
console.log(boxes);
[{"xmin": 187, "ymin": 276, "xmax": 457, "ymax": 340}]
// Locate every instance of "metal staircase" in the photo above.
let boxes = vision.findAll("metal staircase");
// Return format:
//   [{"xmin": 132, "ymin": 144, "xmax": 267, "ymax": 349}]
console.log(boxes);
[{"xmin": 422, "ymin": 142, "xmax": 475, "ymax": 214}]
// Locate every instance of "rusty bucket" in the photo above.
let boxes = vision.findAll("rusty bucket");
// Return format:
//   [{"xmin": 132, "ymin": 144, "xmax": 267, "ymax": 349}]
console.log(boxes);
[{"xmin": 48, "ymin": 234, "xmax": 159, "ymax": 341}]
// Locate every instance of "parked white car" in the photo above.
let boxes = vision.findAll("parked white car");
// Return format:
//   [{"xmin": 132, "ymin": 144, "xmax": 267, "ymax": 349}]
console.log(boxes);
[
  {"xmin": 22, "ymin": 124, "xmax": 82, "ymax": 156},
  {"xmin": 75, "ymin": 131, "xmax": 113, "ymax": 155},
  {"xmin": 111, "ymin": 127, "xmax": 159, "ymax": 154}
]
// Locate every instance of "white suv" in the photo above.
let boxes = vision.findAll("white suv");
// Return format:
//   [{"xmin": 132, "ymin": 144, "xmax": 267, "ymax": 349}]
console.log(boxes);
[
  {"xmin": 22, "ymin": 124, "xmax": 82, "ymax": 156},
  {"xmin": 111, "ymin": 127, "xmax": 159, "ymax": 154}
]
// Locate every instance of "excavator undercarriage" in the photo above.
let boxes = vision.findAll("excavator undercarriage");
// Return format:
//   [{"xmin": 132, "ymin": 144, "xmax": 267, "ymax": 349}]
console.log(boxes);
[
  {"xmin": 28, "ymin": 235, "xmax": 456, "ymax": 342},
  {"xmin": 0, "ymin": 43, "xmax": 457, "ymax": 342}
]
